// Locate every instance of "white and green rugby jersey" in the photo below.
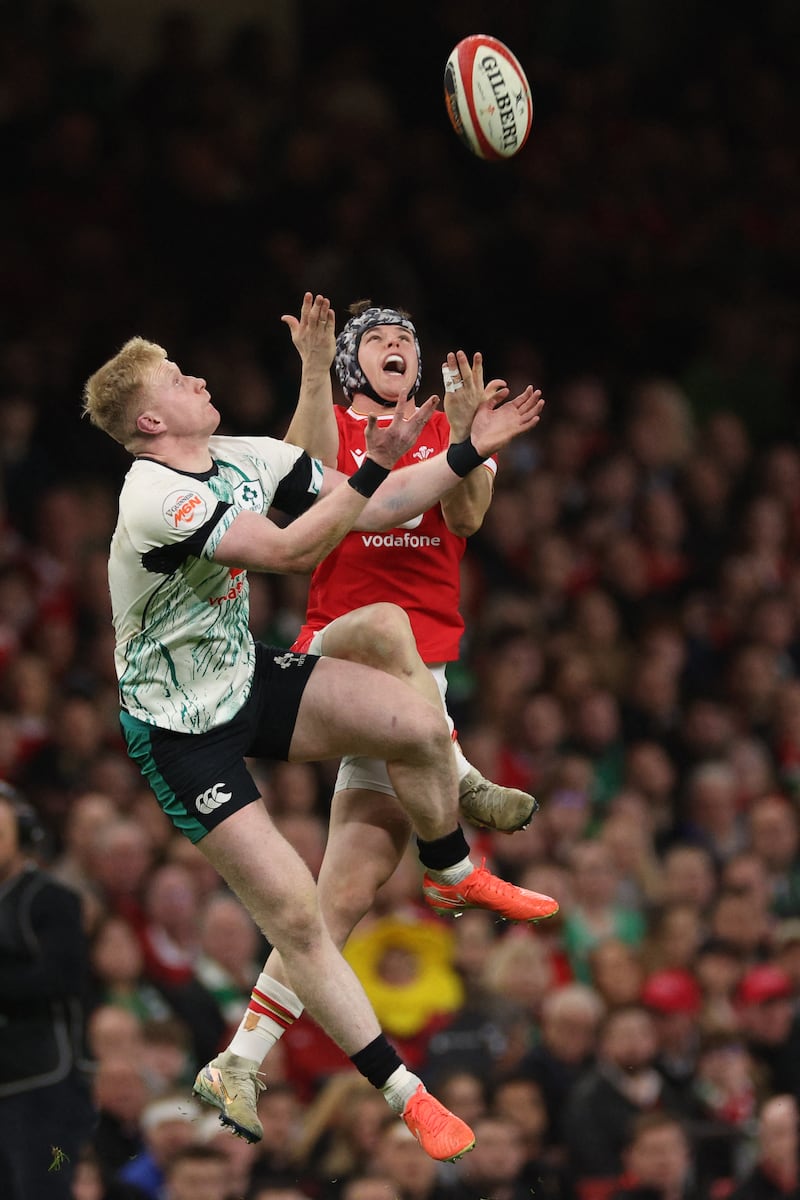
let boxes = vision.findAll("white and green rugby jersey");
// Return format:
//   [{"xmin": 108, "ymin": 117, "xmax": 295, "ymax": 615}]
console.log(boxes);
[{"xmin": 110, "ymin": 434, "xmax": 324, "ymax": 733}]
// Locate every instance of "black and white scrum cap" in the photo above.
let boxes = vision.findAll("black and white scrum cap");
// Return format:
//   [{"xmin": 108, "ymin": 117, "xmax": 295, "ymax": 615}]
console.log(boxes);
[{"xmin": 335, "ymin": 307, "xmax": 423, "ymax": 403}]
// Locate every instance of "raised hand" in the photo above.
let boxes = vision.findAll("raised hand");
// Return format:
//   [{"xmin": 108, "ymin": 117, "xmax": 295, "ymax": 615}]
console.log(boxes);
[
  {"xmin": 365, "ymin": 392, "xmax": 438, "ymax": 468},
  {"xmin": 469, "ymin": 387, "xmax": 545, "ymax": 457},
  {"xmin": 442, "ymin": 350, "xmax": 510, "ymax": 441},
  {"xmin": 281, "ymin": 292, "xmax": 336, "ymax": 373}
]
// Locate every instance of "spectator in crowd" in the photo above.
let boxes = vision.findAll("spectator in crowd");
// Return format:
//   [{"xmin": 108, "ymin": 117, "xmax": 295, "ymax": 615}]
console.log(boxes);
[
  {"xmin": 139, "ymin": 863, "xmax": 199, "ymax": 987},
  {"xmin": 641, "ymin": 968, "xmax": 703, "ymax": 1104},
  {"xmin": 610, "ymin": 1113, "xmax": 700, "ymax": 1200},
  {"xmin": 642, "ymin": 903, "xmax": 705, "ymax": 976},
  {"xmin": 114, "ymin": 1094, "xmax": 201, "ymax": 1199},
  {"xmin": 371, "ymin": 1117, "xmax": 452, "ymax": 1200},
  {"xmin": 334, "ymin": 1175, "xmax": 397, "ymax": 1200},
  {"xmin": 682, "ymin": 763, "xmax": 747, "ymax": 868},
  {"xmin": 0, "ymin": 784, "xmax": 94, "ymax": 1200},
  {"xmin": 162, "ymin": 1145, "xmax": 229, "ymax": 1200},
  {"xmin": 690, "ymin": 1031, "xmax": 761, "ymax": 1189},
  {"xmin": 734, "ymin": 965, "xmax": 800, "ymax": 1098},
  {"xmin": 194, "ymin": 892, "xmax": 263, "ymax": 1030},
  {"xmin": 196, "ymin": 1115, "xmax": 263, "ymax": 1200},
  {"xmin": 659, "ymin": 844, "xmax": 718, "ymax": 916},
  {"xmin": 88, "ymin": 913, "xmax": 175, "ymax": 1023},
  {"xmin": 87, "ymin": 1004, "xmax": 146, "ymax": 1065},
  {"xmin": 244, "ymin": 1083, "xmax": 305, "ymax": 1187},
  {"xmin": 562, "ymin": 840, "xmax": 646, "ymax": 983},
  {"xmin": 562, "ymin": 1006, "xmax": 687, "ymax": 1194},
  {"xmin": 589, "ymin": 938, "xmax": 647, "ymax": 1011},
  {"xmin": 430, "ymin": 1070, "xmax": 488, "ymax": 1131},
  {"xmin": 50, "ymin": 787, "xmax": 116, "ymax": 899},
  {"xmin": 517, "ymin": 982, "xmax": 605, "ymax": 1146},
  {"xmin": 447, "ymin": 1114, "xmax": 538, "ymax": 1200},
  {"xmin": 728, "ymin": 1095, "xmax": 800, "ymax": 1200},
  {"xmin": 773, "ymin": 921, "xmax": 800, "ymax": 993},
  {"xmin": 491, "ymin": 1074, "xmax": 570, "ymax": 1198},
  {"xmin": 292, "ymin": 1076, "xmax": 390, "ymax": 1191},
  {"xmin": 90, "ymin": 1056, "xmax": 150, "ymax": 1180},
  {"xmin": 139, "ymin": 1017, "xmax": 196, "ymax": 1093},
  {"xmin": 747, "ymin": 796, "xmax": 800, "ymax": 919}
]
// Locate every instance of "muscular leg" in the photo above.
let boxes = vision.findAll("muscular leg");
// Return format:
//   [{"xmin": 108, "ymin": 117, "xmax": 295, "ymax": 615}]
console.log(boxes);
[
  {"xmin": 265, "ymin": 787, "xmax": 412, "ymax": 989},
  {"xmin": 199, "ymin": 801, "xmax": 384, "ymax": 1054},
  {"xmin": 287, "ymin": 654, "xmax": 458, "ymax": 843},
  {"xmin": 259, "ymin": 610, "xmax": 422, "ymax": 990},
  {"xmin": 204, "ymin": 614, "xmax": 555, "ymax": 1129},
  {"xmin": 308, "ymin": 604, "xmax": 538, "ymax": 836},
  {"xmin": 193, "ymin": 798, "xmax": 482, "ymax": 1162},
  {"xmin": 316, "ymin": 604, "xmax": 443, "ymax": 709},
  {"xmin": 257, "ymin": 604, "xmax": 540, "ymax": 991},
  {"xmin": 193, "ymin": 686, "xmax": 479, "ymax": 1161}
]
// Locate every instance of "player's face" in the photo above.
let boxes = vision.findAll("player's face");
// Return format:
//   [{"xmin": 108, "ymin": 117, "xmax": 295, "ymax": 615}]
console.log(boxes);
[
  {"xmin": 144, "ymin": 358, "xmax": 220, "ymax": 435},
  {"xmin": 357, "ymin": 324, "xmax": 418, "ymax": 404}
]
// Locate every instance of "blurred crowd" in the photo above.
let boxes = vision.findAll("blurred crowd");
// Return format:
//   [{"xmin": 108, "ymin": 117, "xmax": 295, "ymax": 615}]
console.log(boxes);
[{"xmin": 2, "ymin": 2, "xmax": 800, "ymax": 1200}]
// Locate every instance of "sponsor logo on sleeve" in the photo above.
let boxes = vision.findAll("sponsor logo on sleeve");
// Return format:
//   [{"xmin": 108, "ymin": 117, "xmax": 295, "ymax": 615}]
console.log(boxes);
[{"xmin": 163, "ymin": 490, "xmax": 208, "ymax": 529}]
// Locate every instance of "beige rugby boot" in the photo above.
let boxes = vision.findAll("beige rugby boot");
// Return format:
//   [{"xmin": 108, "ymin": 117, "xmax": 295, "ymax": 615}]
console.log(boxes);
[{"xmin": 458, "ymin": 766, "xmax": 538, "ymax": 833}]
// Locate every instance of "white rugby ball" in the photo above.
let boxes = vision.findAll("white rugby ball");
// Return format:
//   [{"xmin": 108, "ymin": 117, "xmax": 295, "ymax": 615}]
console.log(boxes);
[{"xmin": 444, "ymin": 34, "xmax": 533, "ymax": 160}]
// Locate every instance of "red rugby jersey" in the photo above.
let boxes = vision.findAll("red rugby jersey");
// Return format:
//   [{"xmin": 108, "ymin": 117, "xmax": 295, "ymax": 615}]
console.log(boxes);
[{"xmin": 294, "ymin": 406, "xmax": 496, "ymax": 663}]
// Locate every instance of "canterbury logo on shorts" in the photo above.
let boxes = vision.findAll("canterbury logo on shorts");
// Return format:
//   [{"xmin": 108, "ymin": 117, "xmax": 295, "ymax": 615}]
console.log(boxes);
[{"xmin": 195, "ymin": 782, "xmax": 233, "ymax": 814}]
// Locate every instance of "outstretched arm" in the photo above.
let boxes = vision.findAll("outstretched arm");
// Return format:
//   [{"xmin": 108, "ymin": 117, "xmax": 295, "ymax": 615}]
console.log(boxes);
[
  {"xmin": 282, "ymin": 292, "xmax": 339, "ymax": 467},
  {"xmin": 439, "ymin": 349, "xmax": 502, "ymax": 537},
  {"xmin": 348, "ymin": 385, "xmax": 544, "ymax": 531},
  {"xmin": 213, "ymin": 394, "xmax": 438, "ymax": 574}
]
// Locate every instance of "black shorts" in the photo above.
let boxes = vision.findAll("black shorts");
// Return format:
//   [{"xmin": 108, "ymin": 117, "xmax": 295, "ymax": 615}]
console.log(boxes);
[{"xmin": 120, "ymin": 643, "xmax": 319, "ymax": 843}]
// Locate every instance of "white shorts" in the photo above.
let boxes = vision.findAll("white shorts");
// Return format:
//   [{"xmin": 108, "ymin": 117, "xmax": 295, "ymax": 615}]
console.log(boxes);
[{"xmin": 307, "ymin": 627, "xmax": 451, "ymax": 798}]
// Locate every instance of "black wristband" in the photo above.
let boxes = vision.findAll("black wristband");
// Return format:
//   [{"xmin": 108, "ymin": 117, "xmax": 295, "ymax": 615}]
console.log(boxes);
[
  {"xmin": 446, "ymin": 437, "xmax": 487, "ymax": 478},
  {"xmin": 348, "ymin": 457, "xmax": 391, "ymax": 497}
]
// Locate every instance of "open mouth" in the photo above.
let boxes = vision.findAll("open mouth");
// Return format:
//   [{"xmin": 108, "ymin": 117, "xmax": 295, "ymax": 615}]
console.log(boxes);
[{"xmin": 382, "ymin": 354, "xmax": 406, "ymax": 375}]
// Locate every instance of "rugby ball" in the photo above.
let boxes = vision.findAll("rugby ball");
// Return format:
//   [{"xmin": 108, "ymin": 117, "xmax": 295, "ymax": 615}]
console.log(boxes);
[{"xmin": 444, "ymin": 34, "xmax": 533, "ymax": 160}]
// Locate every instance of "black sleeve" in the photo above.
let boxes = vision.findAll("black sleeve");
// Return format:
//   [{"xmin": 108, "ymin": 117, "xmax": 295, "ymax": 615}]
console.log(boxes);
[
  {"xmin": 141, "ymin": 500, "xmax": 232, "ymax": 574},
  {"xmin": 0, "ymin": 878, "xmax": 86, "ymax": 999},
  {"xmin": 271, "ymin": 451, "xmax": 320, "ymax": 517}
]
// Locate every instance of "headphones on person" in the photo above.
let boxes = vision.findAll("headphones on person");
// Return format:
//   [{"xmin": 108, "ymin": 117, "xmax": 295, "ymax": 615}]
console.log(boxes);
[{"xmin": 0, "ymin": 781, "xmax": 46, "ymax": 852}]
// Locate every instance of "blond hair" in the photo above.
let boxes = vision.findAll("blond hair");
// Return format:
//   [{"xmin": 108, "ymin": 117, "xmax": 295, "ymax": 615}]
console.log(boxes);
[{"xmin": 82, "ymin": 336, "xmax": 167, "ymax": 447}]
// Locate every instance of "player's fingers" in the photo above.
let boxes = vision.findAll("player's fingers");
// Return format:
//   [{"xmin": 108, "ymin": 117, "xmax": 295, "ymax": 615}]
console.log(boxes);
[
  {"xmin": 414, "ymin": 395, "xmax": 438, "ymax": 427},
  {"xmin": 487, "ymin": 381, "xmax": 510, "ymax": 406}
]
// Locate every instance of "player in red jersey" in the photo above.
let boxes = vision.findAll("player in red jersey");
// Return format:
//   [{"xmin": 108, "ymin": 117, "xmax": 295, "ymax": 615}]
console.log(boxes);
[
  {"xmin": 287, "ymin": 295, "xmax": 537, "ymax": 836},
  {"xmin": 196, "ymin": 296, "xmax": 552, "ymax": 1138}
]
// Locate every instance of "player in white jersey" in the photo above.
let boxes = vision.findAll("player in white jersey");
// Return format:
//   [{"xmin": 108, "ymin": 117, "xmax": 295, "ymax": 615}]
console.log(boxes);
[{"xmin": 82, "ymin": 330, "xmax": 557, "ymax": 1163}]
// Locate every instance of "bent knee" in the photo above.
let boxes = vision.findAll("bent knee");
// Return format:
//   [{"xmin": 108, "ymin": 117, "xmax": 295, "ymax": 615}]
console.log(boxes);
[
  {"xmin": 267, "ymin": 895, "xmax": 324, "ymax": 957},
  {"xmin": 328, "ymin": 603, "xmax": 414, "ymax": 670},
  {"xmin": 393, "ymin": 703, "xmax": 451, "ymax": 760}
]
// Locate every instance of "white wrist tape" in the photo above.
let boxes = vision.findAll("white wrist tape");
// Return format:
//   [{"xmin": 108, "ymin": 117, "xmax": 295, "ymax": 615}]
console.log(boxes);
[{"xmin": 442, "ymin": 365, "xmax": 464, "ymax": 393}]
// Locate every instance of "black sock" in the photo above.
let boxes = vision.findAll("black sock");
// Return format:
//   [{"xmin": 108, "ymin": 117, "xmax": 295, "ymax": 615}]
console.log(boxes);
[
  {"xmin": 416, "ymin": 826, "xmax": 470, "ymax": 871},
  {"xmin": 350, "ymin": 1035, "xmax": 404, "ymax": 1089}
]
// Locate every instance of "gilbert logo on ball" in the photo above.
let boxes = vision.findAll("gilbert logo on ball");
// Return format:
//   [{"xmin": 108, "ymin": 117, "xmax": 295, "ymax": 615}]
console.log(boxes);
[{"xmin": 444, "ymin": 34, "xmax": 533, "ymax": 160}]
